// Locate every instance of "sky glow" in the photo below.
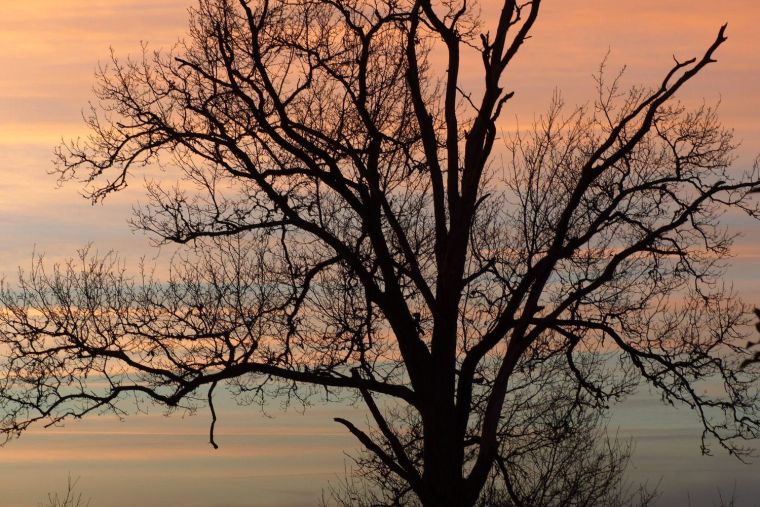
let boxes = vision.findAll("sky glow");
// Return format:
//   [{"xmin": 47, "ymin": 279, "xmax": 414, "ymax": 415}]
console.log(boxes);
[{"xmin": 0, "ymin": 1, "xmax": 759, "ymax": 505}]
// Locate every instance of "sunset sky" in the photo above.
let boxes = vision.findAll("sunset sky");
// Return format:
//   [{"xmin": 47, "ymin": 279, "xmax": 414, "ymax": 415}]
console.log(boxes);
[{"xmin": 1, "ymin": 1, "xmax": 759, "ymax": 506}]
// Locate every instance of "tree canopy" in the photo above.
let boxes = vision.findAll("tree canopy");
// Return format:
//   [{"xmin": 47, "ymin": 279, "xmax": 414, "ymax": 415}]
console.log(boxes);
[{"xmin": 1, "ymin": 1, "xmax": 760, "ymax": 505}]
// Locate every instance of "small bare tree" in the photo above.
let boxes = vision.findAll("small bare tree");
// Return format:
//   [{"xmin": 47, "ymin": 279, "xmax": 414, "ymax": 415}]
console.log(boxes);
[
  {"xmin": 1, "ymin": 1, "xmax": 760, "ymax": 505},
  {"xmin": 39, "ymin": 476, "xmax": 91, "ymax": 507}
]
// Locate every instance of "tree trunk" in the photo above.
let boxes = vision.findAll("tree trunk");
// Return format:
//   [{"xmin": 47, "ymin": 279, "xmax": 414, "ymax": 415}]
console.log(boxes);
[{"xmin": 421, "ymin": 402, "xmax": 473, "ymax": 507}]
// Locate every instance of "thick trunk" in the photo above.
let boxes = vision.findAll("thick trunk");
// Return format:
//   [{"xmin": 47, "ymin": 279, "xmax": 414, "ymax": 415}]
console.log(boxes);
[
  {"xmin": 420, "ymin": 398, "xmax": 475, "ymax": 507},
  {"xmin": 420, "ymin": 211, "xmax": 475, "ymax": 506},
  {"xmin": 421, "ymin": 424, "xmax": 467, "ymax": 506}
]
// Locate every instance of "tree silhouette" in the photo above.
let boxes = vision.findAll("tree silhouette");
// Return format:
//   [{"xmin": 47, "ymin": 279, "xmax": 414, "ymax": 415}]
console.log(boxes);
[
  {"xmin": 1, "ymin": 1, "xmax": 760, "ymax": 505},
  {"xmin": 39, "ymin": 476, "xmax": 91, "ymax": 507}
]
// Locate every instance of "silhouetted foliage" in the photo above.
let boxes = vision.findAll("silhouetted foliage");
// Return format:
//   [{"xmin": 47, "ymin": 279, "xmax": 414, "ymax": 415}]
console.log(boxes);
[{"xmin": 2, "ymin": 1, "xmax": 760, "ymax": 506}]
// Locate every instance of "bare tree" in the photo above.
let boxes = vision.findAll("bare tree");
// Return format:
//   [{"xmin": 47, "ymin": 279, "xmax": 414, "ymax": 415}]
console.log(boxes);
[
  {"xmin": 322, "ymin": 352, "xmax": 659, "ymax": 507},
  {"xmin": 39, "ymin": 475, "xmax": 91, "ymax": 507},
  {"xmin": 1, "ymin": 1, "xmax": 760, "ymax": 505}
]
